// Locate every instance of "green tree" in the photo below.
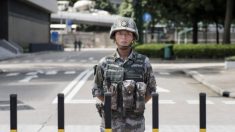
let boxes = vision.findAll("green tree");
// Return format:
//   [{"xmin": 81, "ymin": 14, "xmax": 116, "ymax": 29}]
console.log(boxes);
[
  {"xmin": 142, "ymin": 0, "xmax": 229, "ymax": 44},
  {"xmin": 94, "ymin": 0, "xmax": 116, "ymax": 14},
  {"xmin": 118, "ymin": 0, "xmax": 134, "ymax": 17}
]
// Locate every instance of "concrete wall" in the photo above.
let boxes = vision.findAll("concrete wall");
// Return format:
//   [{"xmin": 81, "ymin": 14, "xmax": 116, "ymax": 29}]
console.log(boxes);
[
  {"xmin": 0, "ymin": 0, "xmax": 56, "ymax": 49},
  {"xmin": 7, "ymin": 0, "xmax": 51, "ymax": 48},
  {"xmin": 60, "ymin": 32, "xmax": 115, "ymax": 48},
  {"xmin": 8, "ymin": 15, "xmax": 50, "ymax": 47}
]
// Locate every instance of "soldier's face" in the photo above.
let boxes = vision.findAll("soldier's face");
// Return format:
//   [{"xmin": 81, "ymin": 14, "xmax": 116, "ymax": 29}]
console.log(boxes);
[{"xmin": 115, "ymin": 30, "xmax": 134, "ymax": 49}]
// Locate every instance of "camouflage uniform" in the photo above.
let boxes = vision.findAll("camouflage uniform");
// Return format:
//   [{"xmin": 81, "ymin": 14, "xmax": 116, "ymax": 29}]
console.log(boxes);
[{"xmin": 92, "ymin": 50, "xmax": 156, "ymax": 132}]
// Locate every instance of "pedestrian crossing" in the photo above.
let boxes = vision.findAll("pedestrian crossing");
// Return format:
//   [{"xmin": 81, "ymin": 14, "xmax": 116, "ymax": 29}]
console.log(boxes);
[
  {"xmin": 0, "ymin": 58, "xmax": 99, "ymax": 64},
  {"xmin": 1, "ymin": 125, "xmax": 235, "ymax": 132},
  {"xmin": 2, "ymin": 70, "xmax": 175, "ymax": 78},
  {"xmin": 1, "ymin": 70, "xmax": 235, "ymax": 106},
  {"xmin": 4, "ymin": 70, "xmax": 78, "ymax": 77},
  {"xmin": 60, "ymin": 99, "xmax": 235, "ymax": 105}
]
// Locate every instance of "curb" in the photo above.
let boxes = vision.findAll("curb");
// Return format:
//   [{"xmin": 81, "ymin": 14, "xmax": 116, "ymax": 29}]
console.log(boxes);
[{"xmin": 183, "ymin": 70, "xmax": 235, "ymax": 98}]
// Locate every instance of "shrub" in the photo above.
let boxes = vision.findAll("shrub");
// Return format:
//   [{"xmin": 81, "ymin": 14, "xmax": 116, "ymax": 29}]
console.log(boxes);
[
  {"xmin": 134, "ymin": 43, "xmax": 235, "ymax": 59},
  {"xmin": 173, "ymin": 44, "xmax": 235, "ymax": 59},
  {"xmin": 134, "ymin": 44, "xmax": 165, "ymax": 58},
  {"xmin": 226, "ymin": 56, "xmax": 235, "ymax": 61}
]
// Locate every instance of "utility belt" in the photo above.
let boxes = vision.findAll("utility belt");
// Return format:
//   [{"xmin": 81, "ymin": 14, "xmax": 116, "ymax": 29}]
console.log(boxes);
[
  {"xmin": 108, "ymin": 80, "xmax": 147, "ymax": 114},
  {"xmin": 112, "ymin": 110, "xmax": 144, "ymax": 118}
]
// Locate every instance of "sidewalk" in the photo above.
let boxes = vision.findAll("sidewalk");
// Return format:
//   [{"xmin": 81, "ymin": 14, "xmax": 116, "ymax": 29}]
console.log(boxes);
[{"xmin": 183, "ymin": 66, "xmax": 235, "ymax": 98}]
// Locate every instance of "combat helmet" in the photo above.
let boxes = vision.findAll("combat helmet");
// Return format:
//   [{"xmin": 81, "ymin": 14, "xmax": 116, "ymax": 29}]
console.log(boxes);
[{"xmin": 109, "ymin": 17, "xmax": 139, "ymax": 40}]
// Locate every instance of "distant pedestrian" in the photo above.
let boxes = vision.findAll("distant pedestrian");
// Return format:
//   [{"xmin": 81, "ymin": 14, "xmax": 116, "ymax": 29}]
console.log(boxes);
[
  {"xmin": 74, "ymin": 40, "xmax": 78, "ymax": 51},
  {"xmin": 78, "ymin": 40, "xmax": 82, "ymax": 51},
  {"xmin": 74, "ymin": 40, "xmax": 82, "ymax": 51}
]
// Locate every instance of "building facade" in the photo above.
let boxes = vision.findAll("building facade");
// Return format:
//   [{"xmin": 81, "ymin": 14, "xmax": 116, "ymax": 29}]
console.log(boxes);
[{"xmin": 0, "ymin": 0, "xmax": 57, "ymax": 48}]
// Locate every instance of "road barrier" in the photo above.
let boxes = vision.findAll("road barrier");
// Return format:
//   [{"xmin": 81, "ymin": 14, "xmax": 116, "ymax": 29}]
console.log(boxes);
[
  {"xmin": 200, "ymin": 93, "xmax": 206, "ymax": 132},
  {"xmin": 104, "ymin": 92, "xmax": 112, "ymax": 132},
  {"xmin": 8, "ymin": 92, "xmax": 207, "ymax": 132},
  {"xmin": 10, "ymin": 94, "xmax": 17, "ymax": 132},
  {"xmin": 152, "ymin": 92, "xmax": 159, "ymax": 132},
  {"xmin": 58, "ymin": 93, "xmax": 65, "ymax": 132}
]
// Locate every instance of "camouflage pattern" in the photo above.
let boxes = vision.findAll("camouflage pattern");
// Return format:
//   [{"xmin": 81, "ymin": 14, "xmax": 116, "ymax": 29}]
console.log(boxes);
[
  {"xmin": 100, "ymin": 112, "xmax": 145, "ymax": 132},
  {"xmin": 135, "ymin": 82, "xmax": 146, "ymax": 112},
  {"xmin": 122, "ymin": 80, "xmax": 135, "ymax": 109},
  {"xmin": 92, "ymin": 49, "xmax": 156, "ymax": 131},
  {"xmin": 109, "ymin": 17, "xmax": 139, "ymax": 40}
]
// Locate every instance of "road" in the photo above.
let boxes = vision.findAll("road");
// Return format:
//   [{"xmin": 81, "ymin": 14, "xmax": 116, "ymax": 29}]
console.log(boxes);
[{"xmin": 0, "ymin": 49, "xmax": 235, "ymax": 132}]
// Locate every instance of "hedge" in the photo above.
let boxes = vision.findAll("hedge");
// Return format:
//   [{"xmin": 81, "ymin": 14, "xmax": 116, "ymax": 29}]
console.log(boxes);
[
  {"xmin": 173, "ymin": 44, "xmax": 235, "ymax": 59},
  {"xmin": 134, "ymin": 43, "xmax": 235, "ymax": 59},
  {"xmin": 134, "ymin": 44, "xmax": 165, "ymax": 58},
  {"xmin": 226, "ymin": 56, "xmax": 235, "ymax": 61}
]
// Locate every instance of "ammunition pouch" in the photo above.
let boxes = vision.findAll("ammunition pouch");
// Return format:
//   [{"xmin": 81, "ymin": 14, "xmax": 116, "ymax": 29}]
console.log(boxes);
[
  {"xmin": 122, "ymin": 80, "xmax": 135, "ymax": 109},
  {"xmin": 135, "ymin": 82, "xmax": 146, "ymax": 113},
  {"xmin": 110, "ymin": 83, "xmax": 118, "ymax": 110}
]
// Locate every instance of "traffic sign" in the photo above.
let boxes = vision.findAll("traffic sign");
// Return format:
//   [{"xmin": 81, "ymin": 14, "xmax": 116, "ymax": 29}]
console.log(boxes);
[
  {"xmin": 143, "ymin": 12, "xmax": 152, "ymax": 23},
  {"xmin": 51, "ymin": 31, "xmax": 59, "ymax": 43}
]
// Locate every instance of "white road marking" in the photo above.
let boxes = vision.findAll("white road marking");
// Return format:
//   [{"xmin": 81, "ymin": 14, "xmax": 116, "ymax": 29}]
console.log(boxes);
[
  {"xmin": 6, "ymin": 73, "xmax": 20, "ymax": 76},
  {"xmin": 88, "ymin": 57, "xmax": 94, "ymax": 60},
  {"xmin": 158, "ymin": 72, "xmax": 170, "ymax": 75},
  {"xmin": 186, "ymin": 100, "xmax": 214, "ymax": 104},
  {"xmin": 156, "ymin": 86, "xmax": 170, "ymax": 93},
  {"xmin": 159, "ymin": 100, "xmax": 176, "ymax": 104},
  {"xmin": 65, "ymin": 70, "xmax": 93, "ymax": 103},
  {"xmin": 67, "ymin": 99, "xmax": 96, "ymax": 104},
  {"xmin": 36, "ymin": 70, "xmax": 44, "ymax": 74},
  {"xmin": 52, "ymin": 69, "xmax": 90, "ymax": 104},
  {"xmin": 45, "ymin": 70, "xmax": 58, "ymax": 75},
  {"xmin": 147, "ymin": 100, "xmax": 176, "ymax": 104},
  {"xmin": 18, "ymin": 75, "xmax": 38, "ymax": 83},
  {"xmin": 64, "ymin": 71, "xmax": 76, "ymax": 75},
  {"xmin": 222, "ymin": 101, "xmax": 235, "ymax": 104},
  {"xmin": 66, "ymin": 99, "xmax": 176, "ymax": 104},
  {"xmin": 26, "ymin": 72, "xmax": 38, "ymax": 76}
]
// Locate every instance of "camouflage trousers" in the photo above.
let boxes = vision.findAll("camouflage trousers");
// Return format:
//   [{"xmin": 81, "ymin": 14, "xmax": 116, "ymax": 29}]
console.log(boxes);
[{"xmin": 100, "ymin": 112, "xmax": 145, "ymax": 132}]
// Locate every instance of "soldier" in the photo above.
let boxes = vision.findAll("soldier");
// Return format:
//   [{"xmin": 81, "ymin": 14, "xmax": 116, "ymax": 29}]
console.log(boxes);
[{"xmin": 92, "ymin": 17, "xmax": 156, "ymax": 132}]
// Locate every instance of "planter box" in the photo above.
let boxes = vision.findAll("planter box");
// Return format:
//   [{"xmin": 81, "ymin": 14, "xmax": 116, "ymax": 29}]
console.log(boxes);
[{"xmin": 225, "ymin": 61, "xmax": 235, "ymax": 69}]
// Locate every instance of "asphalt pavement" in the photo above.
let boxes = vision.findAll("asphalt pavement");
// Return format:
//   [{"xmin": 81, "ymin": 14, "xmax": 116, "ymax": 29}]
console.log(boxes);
[
  {"xmin": 0, "ymin": 49, "xmax": 235, "ymax": 132},
  {"xmin": 0, "ymin": 49, "xmax": 234, "ymax": 98}
]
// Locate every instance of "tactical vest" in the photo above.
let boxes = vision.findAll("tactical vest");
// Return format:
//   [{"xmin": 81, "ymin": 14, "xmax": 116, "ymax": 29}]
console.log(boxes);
[{"xmin": 103, "ymin": 54, "xmax": 147, "ymax": 114}]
